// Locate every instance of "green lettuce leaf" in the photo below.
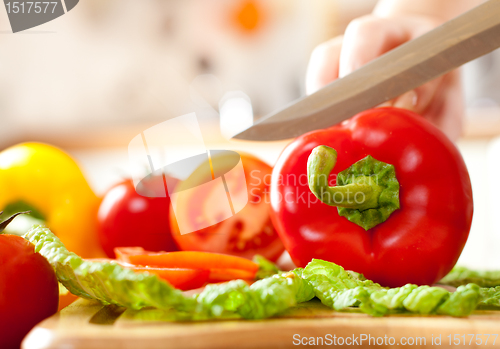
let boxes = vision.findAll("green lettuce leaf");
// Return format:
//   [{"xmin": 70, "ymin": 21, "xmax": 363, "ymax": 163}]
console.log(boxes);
[
  {"xmin": 328, "ymin": 287, "xmax": 375, "ymax": 314},
  {"xmin": 302, "ymin": 259, "xmax": 381, "ymax": 290},
  {"xmin": 287, "ymin": 268, "xmax": 316, "ymax": 303},
  {"xmin": 23, "ymin": 226, "xmax": 314, "ymax": 320},
  {"xmin": 437, "ymin": 284, "xmax": 481, "ymax": 316},
  {"xmin": 302, "ymin": 259, "xmax": 388, "ymax": 316},
  {"xmin": 24, "ymin": 226, "xmax": 489, "ymax": 320},
  {"xmin": 439, "ymin": 266, "xmax": 500, "ymax": 287},
  {"xmin": 302, "ymin": 259, "xmax": 480, "ymax": 317},
  {"xmin": 253, "ymin": 255, "xmax": 281, "ymax": 280},
  {"xmin": 196, "ymin": 270, "xmax": 315, "ymax": 319},
  {"xmin": 369, "ymin": 284, "xmax": 417, "ymax": 311},
  {"xmin": 24, "ymin": 226, "xmax": 197, "ymax": 312},
  {"xmin": 478, "ymin": 286, "xmax": 500, "ymax": 309}
]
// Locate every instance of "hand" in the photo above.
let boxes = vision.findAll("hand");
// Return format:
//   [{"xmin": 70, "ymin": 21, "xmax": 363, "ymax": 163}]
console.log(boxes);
[{"xmin": 306, "ymin": 14, "xmax": 464, "ymax": 141}]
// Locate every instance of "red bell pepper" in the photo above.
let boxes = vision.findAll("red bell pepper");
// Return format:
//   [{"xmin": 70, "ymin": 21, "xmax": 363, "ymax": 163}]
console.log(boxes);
[{"xmin": 270, "ymin": 107, "xmax": 473, "ymax": 287}]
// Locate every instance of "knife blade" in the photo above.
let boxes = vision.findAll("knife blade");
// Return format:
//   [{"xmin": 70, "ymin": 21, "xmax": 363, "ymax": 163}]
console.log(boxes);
[{"xmin": 232, "ymin": 0, "xmax": 500, "ymax": 141}]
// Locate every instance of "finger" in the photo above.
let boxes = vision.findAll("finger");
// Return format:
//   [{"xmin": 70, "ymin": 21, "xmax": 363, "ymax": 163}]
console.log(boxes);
[
  {"xmin": 306, "ymin": 36, "xmax": 343, "ymax": 95},
  {"xmin": 391, "ymin": 77, "xmax": 443, "ymax": 113},
  {"xmin": 340, "ymin": 15, "xmax": 443, "ymax": 113},
  {"xmin": 392, "ymin": 90, "xmax": 418, "ymax": 111},
  {"xmin": 339, "ymin": 16, "xmax": 409, "ymax": 78},
  {"xmin": 421, "ymin": 70, "xmax": 464, "ymax": 141},
  {"xmin": 339, "ymin": 16, "xmax": 439, "ymax": 78}
]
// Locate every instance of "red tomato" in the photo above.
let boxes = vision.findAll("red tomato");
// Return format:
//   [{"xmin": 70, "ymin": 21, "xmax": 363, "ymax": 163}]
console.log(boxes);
[
  {"xmin": 97, "ymin": 175, "xmax": 179, "ymax": 258},
  {"xmin": 0, "ymin": 234, "xmax": 59, "ymax": 349},
  {"xmin": 170, "ymin": 154, "xmax": 284, "ymax": 262},
  {"xmin": 271, "ymin": 108, "xmax": 473, "ymax": 287}
]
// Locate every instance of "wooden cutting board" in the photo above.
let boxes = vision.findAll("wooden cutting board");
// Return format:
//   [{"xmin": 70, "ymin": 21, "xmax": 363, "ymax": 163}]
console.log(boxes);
[{"xmin": 22, "ymin": 298, "xmax": 500, "ymax": 349}]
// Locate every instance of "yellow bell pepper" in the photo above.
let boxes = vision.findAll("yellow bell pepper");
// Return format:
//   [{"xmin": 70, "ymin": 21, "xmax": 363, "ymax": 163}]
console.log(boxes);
[{"xmin": 0, "ymin": 142, "xmax": 104, "ymax": 257}]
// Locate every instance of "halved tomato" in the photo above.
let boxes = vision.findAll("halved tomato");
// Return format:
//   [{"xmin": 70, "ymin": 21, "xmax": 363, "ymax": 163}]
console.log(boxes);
[{"xmin": 169, "ymin": 153, "xmax": 284, "ymax": 261}]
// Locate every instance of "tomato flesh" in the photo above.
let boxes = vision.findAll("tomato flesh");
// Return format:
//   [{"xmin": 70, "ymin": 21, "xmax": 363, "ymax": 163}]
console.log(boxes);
[{"xmin": 171, "ymin": 154, "xmax": 284, "ymax": 261}]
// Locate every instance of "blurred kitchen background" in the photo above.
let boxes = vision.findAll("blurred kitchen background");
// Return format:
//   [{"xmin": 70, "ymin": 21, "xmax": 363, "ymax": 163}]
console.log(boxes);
[{"xmin": 1, "ymin": 0, "xmax": 500, "ymax": 269}]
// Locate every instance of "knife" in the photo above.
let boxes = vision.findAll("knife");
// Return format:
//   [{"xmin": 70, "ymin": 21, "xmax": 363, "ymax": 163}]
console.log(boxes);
[{"xmin": 233, "ymin": 0, "xmax": 500, "ymax": 141}]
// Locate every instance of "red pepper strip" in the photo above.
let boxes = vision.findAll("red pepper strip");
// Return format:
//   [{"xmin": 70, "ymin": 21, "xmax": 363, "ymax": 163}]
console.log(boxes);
[
  {"xmin": 86, "ymin": 258, "xmax": 210, "ymax": 291},
  {"xmin": 87, "ymin": 258, "xmax": 127, "ymax": 264},
  {"xmin": 114, "ymin": 247, "xmax": 147, "ymax": 260},
  {"xmin": 115, "ymin": 249, "xmax": 259, "ymax": 273},
  {"xmin": 58, "ymin": 289, "xmax": 79, "ymax": 311},
  {"xmin": 208, "ymin": 268, "xmax": 256, "ymax": 282},
  {"xmin": 182, "ymin": 280, "xmax": 254, "ymax": 297},
  {"xmin": 131, "ymin": 267, "xmax": 210, "ymax": 291}
]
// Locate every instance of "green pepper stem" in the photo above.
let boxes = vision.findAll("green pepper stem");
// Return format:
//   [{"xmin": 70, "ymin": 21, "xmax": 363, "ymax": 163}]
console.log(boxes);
[{"xmin": 307, "ymin": 146, "xmax": 382, "ymax": 210}]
